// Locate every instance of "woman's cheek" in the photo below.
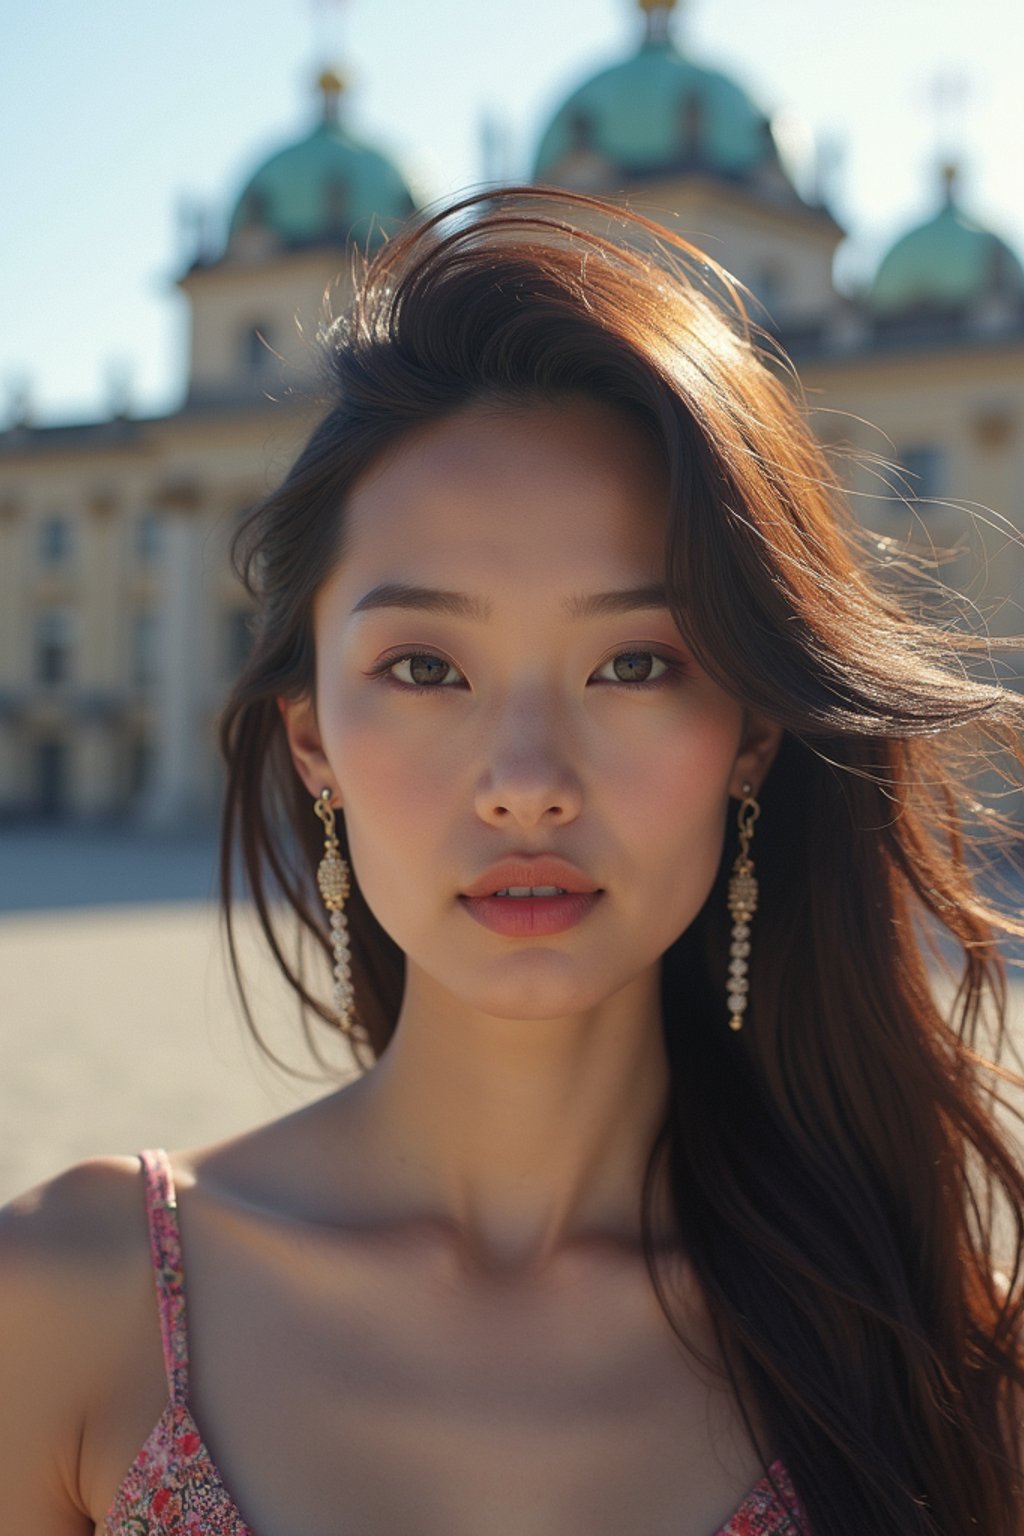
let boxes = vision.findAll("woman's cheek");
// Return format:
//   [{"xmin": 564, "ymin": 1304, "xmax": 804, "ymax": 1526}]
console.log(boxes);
[
  {"xmin": 600, "ymin": 688, "xmax": 742, "ymax": 796},
  {"xmin": 323, "ymin": 685, "xmax": 456, "ymax": 811},
  {"xmin": 617, "ymin": 703, "xmax": 740, "ymax": 876}
]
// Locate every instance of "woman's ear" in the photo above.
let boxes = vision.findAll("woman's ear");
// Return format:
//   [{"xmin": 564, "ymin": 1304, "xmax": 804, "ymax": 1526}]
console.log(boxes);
[
  {"xmin": 276, "ymin": 695, "xmax": 340, "ymax": 805},
  {"xmin": 729, "ymin": 711, "xmax": 784, "ymax": 800}
]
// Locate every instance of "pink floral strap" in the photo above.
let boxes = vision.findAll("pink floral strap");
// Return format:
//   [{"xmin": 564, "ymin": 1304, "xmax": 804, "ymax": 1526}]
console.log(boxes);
[{"xmin": 138, "ymin": 1148, "xmax": 190, "ymax": 1408}]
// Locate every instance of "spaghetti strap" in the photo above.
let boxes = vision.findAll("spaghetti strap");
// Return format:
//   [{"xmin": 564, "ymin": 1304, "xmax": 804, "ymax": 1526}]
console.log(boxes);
[{"xmin": 138, "ymin": 1148, "xmax": 189, "ymax": 1407}]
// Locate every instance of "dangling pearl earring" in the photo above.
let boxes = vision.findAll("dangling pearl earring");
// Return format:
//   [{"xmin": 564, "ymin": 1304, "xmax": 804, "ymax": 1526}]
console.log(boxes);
[
  {"xmin": 727, "ymin": 781, "xmax": 760, "ymax": 1032},
  {"xmin": 312, "ymin": 788, "xmax": 356, "ymax": 1037}
]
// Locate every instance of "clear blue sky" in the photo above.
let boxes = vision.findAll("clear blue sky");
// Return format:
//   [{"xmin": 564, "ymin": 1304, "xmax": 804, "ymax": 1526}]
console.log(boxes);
[{"xmin": 2, "ymin": 0, "xmax": 1020, "ymax": 425}]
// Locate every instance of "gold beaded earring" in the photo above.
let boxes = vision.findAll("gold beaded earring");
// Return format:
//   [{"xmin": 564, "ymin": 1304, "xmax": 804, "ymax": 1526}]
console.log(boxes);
[
  {"xmin": 312, "ymin": 788, "xmax": 356, "ymax": 1037},
  {"xmin": 726, "ymin": 781, "xmax": 760, "ymax": 1032}
]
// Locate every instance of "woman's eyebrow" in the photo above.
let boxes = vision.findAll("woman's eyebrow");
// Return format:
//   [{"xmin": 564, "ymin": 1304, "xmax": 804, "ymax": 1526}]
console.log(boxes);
[
  {"xmin": 350, "ymin": 581, "xmax": 671, "ymax": 621},
  {"xmin": 567, "ymin": 584, "xmax": 671, "ymax": 618}
]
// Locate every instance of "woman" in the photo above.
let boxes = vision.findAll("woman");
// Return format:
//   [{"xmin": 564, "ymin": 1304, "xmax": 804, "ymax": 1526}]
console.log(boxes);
[{"xmin": 2, "ymin": 187, "xmax": 1023, "ymax": 1535}]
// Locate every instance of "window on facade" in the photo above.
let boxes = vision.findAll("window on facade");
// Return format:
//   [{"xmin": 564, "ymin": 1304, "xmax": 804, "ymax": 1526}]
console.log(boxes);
[
  {"xmin": 35, "ymin": 608, "xmax": 74, "ymax": 685},
  {"xmin": 679, "ymin": 94, "xmax": 705, "ymax": 157},
  {"xmin": 36, "ymin": 738, "xmax": 67, "ymax": 816},
  {"xmin": 128, "ymin": 734, "xmax": 152, "ymax": 800},
  {"xmin": 752, "ymin": 263, "xmax": 785, "ymax": 318},
  {"xmin": 899, "ymin": 446, "xmax": 945, "ymax": 502},
  {"xmin": 133, "ymin": 609, "xmax": 159, "ymax": 688},
  {"xmin": 136, "ymin": 511, "xmax": 161, "ymax": 563},
  {"xmin": 39, "ymin": 514, "xmax": 71, "ymax": 566},
  {"xmin": 324, "ymin": 177, "xmax": 350, "ymax": 236},
  {"xmin": 244, "ymin": 323, "xmax": 275, "ymax": 376},
  {"xmin": 567, "ymin": 110, "xmax": 595, "ymax": 150},
  {"xmin": 225, "ymin": 608, "xmax": 254, "ymax": 677},
  {"xmin": 236, "ymin": 187, "xmax": 268, "ymax": 232}
]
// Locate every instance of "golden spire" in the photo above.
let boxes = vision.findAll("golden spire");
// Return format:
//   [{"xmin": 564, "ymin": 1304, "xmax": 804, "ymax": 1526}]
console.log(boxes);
[
  {"xmin": 637, "ymin": 0, "xmax": 678, "ymax": 45},
  {"xmin": 317, "ymin": 66, "xmax": 346, "ymax": 126},
  {"xmin": 940, "ymin": 159, "xmax": 959, "ymax": 203}
]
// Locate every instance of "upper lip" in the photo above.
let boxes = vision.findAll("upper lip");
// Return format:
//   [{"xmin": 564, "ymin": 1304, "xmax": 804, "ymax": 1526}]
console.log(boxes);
[{"xmin": 461, "ymin": 856, "xmax": 601, "ymax": 898}]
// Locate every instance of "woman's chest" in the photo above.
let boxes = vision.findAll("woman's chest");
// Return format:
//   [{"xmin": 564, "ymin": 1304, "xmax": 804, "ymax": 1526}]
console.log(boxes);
[
  {"xmin": 191, "ymin": 1352, "xmax": 764, "ymax": 1536},
  {"xmin": 95, "ymin": 1225, "xmax": 768, "ymax": 1536}
]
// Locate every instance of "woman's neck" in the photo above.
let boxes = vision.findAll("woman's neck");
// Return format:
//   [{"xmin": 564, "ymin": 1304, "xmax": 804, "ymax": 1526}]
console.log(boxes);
[{"xmin": 335, "ymin": 960, "xmax": 676, "ymax": 1280}]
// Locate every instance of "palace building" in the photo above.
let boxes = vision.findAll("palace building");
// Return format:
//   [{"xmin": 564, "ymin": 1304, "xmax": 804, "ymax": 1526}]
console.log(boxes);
[{"xmin": 2, "ymin": 0, "xmax": 1022, "ymax": 823}]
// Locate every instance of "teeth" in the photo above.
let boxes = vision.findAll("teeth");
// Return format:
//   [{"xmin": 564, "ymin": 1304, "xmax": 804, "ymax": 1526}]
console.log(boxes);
[{"xmin": 493, "ymin": 886, "xmax": 568, "ymax": 898}]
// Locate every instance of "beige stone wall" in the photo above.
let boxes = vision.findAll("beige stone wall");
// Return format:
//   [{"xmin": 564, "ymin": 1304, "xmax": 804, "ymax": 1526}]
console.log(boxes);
[
  {"xmin": 802, "ymin": 344, "xmax": 1024, "ymax": 659},
  {"xmin": 1, "ymin": 199, "xmax": 1021, "ymax": 825},
  {"xmin": 181, "ymin": 251, "xmax": 356, "ymax": 400},
  {"xmin": 550, "ymin": 173, "xmax": 842, "ymax": 327},
  {"xmin": 638, "ymin": 175, "xmax": 842, "ymax": 325},
  {"xmin": 0, "ymin": 407, "xmax": 311, "ymax": 820}
]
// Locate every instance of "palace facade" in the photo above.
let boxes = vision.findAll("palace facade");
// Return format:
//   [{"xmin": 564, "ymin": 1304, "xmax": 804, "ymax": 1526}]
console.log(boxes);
[{"xmin": 2, "ymin": 1, "xmax": 1022, "ymax": 823}]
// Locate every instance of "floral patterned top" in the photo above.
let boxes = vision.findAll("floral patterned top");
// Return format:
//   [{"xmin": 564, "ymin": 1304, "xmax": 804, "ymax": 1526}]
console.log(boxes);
[{"xmin": 102, "ymin": 1147, "xmax": 810, "ymax": 1534}]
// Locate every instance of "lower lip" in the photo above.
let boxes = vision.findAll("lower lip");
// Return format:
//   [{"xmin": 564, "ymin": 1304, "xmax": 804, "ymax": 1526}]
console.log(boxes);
[{"xmin": 458, "ymin": 891, "xmax": 603, "ymax": 936}]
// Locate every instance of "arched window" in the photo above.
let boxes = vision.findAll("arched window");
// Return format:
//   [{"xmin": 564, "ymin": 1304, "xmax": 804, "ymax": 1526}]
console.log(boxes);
[
  {"xmin": 567, "ymin": 110, "xmax": 595, "ymax": 151},
  {"xmin": 39, "ymin": 514, "xmax": 71, "ymax": 566},
  {"xmin": 35, "ymin": 738, "xmax": 67, "ymax": 816},
  {"xmin": 132, "ymin": 609, "xmax": 159, "ymax": 688},
  {"xmin": 324, "ymin": 177, "xmax": 350, "ymax": 238},
  {"xmin": 679, "ymin": 94, "xmax": 705, "ymax": 158},
  {"xmin": 224, "ymin": 608, "xmax": 255, "ymax": 677},
  {"xmin": 899, "ymin": 445, "xmax": 944, "ymax": 502},
  {"xmin": 135, "ymin": 511, "xmax": 161, "ymax": 564},
  {"xmin": 243, "ymin": 323, "xmax": 275, "ymax": 377},
  {"xmin": 35, "ymin": 608, "xmax": 75, "ymax": 686},
  {"xmin": 236, "ymin": 187, "xmax": 268, "ymax": 231},
  {"xmin": 752, "ymin": 263, "xmax": 786, "ymax": 317}
]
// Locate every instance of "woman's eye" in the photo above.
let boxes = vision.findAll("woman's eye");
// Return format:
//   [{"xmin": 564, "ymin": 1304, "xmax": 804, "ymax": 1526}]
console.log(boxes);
[
  {"xmin": 386, "ymin": 653, "xmax": 463, "ymax": 687},
  {"xmin": 595, "ymin": 651, "xmax": 672, "ymax": 686},
  {"xmin": 379, "ymin": 648, "xmax": 681, "ymax": 691}
]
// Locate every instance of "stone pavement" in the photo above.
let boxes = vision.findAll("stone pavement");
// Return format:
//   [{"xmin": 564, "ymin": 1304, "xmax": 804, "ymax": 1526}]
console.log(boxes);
[
  {"xmin": 0, "ymin": 899, "xmax": 358, "ymax": 1203},
  {"xmin": 2, "ymin": 825, "xmax": 1023, "ymax": 1206}
]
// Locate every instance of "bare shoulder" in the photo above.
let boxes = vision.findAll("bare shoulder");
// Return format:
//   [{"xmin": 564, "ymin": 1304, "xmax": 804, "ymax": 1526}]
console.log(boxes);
[
  {"xmin": 0, "ymin": 1153, "xmax": 150, "ymax": 1259},
  {"xmin": 0, "ymin": 1155, "xmax": 151, "ymax": 1535}
]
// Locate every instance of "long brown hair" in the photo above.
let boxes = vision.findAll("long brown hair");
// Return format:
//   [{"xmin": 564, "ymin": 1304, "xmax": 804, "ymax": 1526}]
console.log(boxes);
[{"xmin": 219, "ymin": 186, "xmax": 1024, "ymax": 1532}]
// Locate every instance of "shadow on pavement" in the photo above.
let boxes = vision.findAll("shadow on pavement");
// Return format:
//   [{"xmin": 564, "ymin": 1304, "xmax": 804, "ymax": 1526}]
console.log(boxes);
[{"xmin": 0, "ymin": 821, "xmax": 226, "ymax": 912}]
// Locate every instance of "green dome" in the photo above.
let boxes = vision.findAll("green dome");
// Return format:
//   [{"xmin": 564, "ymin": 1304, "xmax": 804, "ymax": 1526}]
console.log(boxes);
[
  {"xmin": 532, "ymin": 33, "xmax": 785, "ymax": 186},
  {"xmin": 228, "ymin": 77, "xmax": 417, "ymax": 250},
  {"xmin": 870, "ymin": 171, "xmax": 1024, "ymax": 314}
]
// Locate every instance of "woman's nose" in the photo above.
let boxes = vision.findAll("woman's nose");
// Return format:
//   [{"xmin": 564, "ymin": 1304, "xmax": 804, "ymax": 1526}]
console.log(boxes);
[{"xmin": 471, "ymin": 694, "xmax": 583, "ymax": 826}]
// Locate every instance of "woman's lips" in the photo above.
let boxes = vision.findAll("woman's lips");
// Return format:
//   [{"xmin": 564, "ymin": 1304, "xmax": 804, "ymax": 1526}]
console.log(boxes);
[{"xmin": 458, "ymin": 891, "xmax": 603, "ymax": 936}]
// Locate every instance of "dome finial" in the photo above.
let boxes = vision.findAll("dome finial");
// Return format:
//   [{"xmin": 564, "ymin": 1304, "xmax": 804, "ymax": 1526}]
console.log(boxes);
[
  {"xmin": 940, "ymin": 158, "xmax": 959, "ymax": 205},
  {"xmin": 316, "ymin": 66, "xmax": 346, "ymax": 126},
  {"xmin": 637, "ymin": 0, "xmax": 678, "ymax": 47}
]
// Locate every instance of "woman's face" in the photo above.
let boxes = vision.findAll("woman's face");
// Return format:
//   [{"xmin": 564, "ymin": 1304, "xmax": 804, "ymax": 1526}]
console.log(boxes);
[{"xmin": 282, "ymin": 396, "xmax": 781, "ymax": 1023}]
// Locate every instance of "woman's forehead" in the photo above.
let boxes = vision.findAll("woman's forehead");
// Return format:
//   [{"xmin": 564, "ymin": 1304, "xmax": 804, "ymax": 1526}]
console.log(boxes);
[{"xmin": 343, "ymin": 397, "xmax": 669, "ymax": 549}]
